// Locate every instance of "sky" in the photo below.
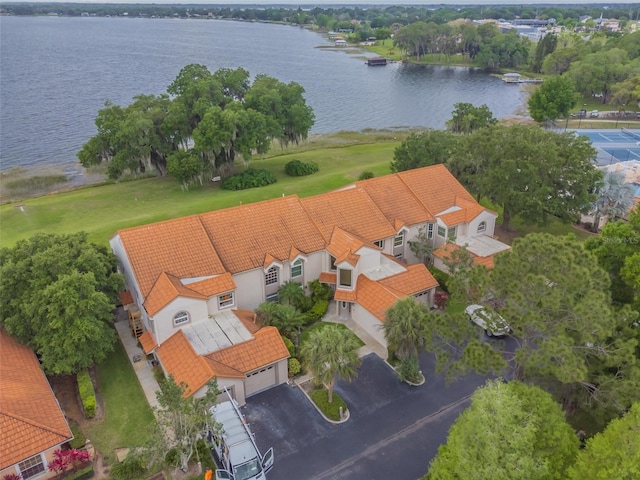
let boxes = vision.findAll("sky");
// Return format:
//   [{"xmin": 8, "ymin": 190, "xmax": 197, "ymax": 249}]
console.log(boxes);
[{"xmin": 9, "ymin": 0, "xmax": 640, "ymax": 5}]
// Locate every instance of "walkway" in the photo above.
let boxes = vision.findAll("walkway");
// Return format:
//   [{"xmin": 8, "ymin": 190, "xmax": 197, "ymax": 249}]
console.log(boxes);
[{"xmin": 114, "ymin": 308, "xmax": 161, "ymax": 409}]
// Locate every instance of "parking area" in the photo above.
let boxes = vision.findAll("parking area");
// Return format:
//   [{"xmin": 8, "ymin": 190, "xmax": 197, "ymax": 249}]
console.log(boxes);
[{"xmin": 243, "ymin": 353, "xmax": 487, "ymax": 480}]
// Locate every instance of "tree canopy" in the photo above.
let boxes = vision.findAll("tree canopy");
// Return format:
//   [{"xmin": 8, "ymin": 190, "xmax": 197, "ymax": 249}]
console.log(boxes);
[
  {"xmin": 390, "ymin": 129, "xmax": 460, "ymax": 173},
  {"xmin": 426, "ymin": 380, "xmax": 579, "ymax": 480},
  {"xmin": 449, "ymin": 124, "xmax": 601, "ymax": 228},
  {"xmin": 0, "ymin": 233, "xmax": 123, "ymax": 374},
  {"xmin": 79, "ymin": 65, "xmax": 314, "ymax": 188},
  {"xmin": 446, "ymin": 102, "xmax": 497, "ymax": 134},
  {"xmin": 528, "ymin": 75, "xmax": 577, "ymax": 123}
]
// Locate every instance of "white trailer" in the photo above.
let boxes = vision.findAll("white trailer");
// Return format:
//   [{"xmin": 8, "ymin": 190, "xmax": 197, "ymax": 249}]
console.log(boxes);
[{"xmin": 208, "ymin": 399, "xmax": 274, "ymax": 480}]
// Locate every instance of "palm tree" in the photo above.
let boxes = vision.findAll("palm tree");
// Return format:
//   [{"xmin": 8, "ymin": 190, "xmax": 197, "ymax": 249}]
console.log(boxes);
[
  {"xmin": 277, "ymin": 280, "xmax": 306, "ymax": 308},
  {"xmin": 592, "ymin": 171, "xmax": 635, "ymax": 232},
  {"xmin": 272, "ymin": 304, "xmax": 307, "ymax": 339},
  {"xmin": 300, "ymin": 325, "xmax": 361, "ymax": 403},
  {"xmin": 255, "ymin": 301, "xmax": 283, "ymax": 327},
  {"xmin": 383, "ymin": 297, "xmax": 427, "ymax": 380}
]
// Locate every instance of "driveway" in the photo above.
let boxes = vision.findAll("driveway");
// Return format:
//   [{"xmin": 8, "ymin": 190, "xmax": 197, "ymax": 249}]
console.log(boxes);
[{"xmin": 244, "ymin": 353, "xmax": 486, "ymax": 480}]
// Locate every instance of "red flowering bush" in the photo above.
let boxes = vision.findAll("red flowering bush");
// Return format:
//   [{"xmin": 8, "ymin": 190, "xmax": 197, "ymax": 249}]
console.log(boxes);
[
  {"xmin": 434, "ymin": 290, "xmax": 449, "ymax": 310},
  {"xmin": 48, "ymin": 448, "xmax": 91, "ymax": 474},
  {"xmin": 3, "ymin": 474, "xmax": 22, "ymax": 480}
]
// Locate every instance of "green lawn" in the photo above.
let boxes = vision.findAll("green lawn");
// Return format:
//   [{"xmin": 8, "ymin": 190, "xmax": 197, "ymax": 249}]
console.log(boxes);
[
  {"xmin": 83, "ymin": 338, "xmax": 155, "ymax": 456},
  {"xmin": 299, "ymin": 321, "xmax": 365, "ymax": 349}
]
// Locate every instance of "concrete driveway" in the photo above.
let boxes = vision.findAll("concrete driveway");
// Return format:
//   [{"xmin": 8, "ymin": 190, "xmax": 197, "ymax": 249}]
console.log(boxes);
[{"xmin": 244, "ymin": 352, "xmax": 486, "ymax": 480}]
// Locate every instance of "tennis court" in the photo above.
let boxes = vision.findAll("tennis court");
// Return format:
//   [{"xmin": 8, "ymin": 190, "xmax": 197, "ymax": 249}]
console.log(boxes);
[{"xmin": 577, "ymin": 128, "xmax": 640, "ymax": 165}]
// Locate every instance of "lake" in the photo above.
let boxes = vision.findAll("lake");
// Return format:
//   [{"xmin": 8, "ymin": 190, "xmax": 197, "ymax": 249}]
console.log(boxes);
[{"xmin": 0, "ymin": 16, "xmax": 528, "ymax": 176}]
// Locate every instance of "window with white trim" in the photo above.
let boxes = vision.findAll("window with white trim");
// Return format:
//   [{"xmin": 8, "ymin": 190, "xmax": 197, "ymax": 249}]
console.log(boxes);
[
  {"xmin": 218, "ymin": 292, "xmax": 234, "ymax": 309},
  {"xmin": 291, "ymin": 259, "xmax": 303, "ymax": 278},
  {"xmin": 173, "ymin": 311, "xmax": 190, "ymax": 326},
  {"xmin": 447, "ymin": 227, "xmax": 457, "ymax": 240},
  {"xmin": 477, "ymin": 221, "xmax": 487, "ymax": 233},
  {"xmin": 265, "ymin": 266, "xmax": 278, "ymax": 286},
  {"xmin": 18, "ymin": 454, "xmax": 45, "ymax": 479},
  {"xmin": 339, "ymin": 268, "xmax": 352, "ymax": 287},
  {"xmin": 374, "ymin": 240, "xmax": 384, "ymax": 248},
  {"xmin": 329, "ymin": 255, "xmax": 337, "ymax": 271},
  {"xmin": 394, "ymin": 231, "xmax": 405, "ymax": 247},
  {"xmin": 427, "ymin": 223, "xmax": 434, "ymax": 239},
  {"xmin": 437, "ymin": 225, "xmax": 446, "ymax": 238}
]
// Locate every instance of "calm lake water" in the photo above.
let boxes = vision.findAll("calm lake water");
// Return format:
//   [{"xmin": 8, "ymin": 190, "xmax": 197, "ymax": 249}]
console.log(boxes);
[{"xmin": 0, "ymin": 16, "xmax": 528, "ymax": 175}]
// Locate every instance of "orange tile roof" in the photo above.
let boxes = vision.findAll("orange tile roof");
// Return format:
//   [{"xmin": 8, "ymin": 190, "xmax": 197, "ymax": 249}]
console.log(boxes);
[
  {"xmin": 156, "ymin": 330, "xmax": 214, "ymax": 397},
  {"xmin": 335, "ymin": 250, "xmax": 360, "ymax": 267},
  {"xmin": 206, "ymin": 327, "xmax": 289, "ymax": 375},
  {"xmin": 357, "ymin": 174, "xmax": 435, "ymax": 225},
  {"xmin": 319, "ymin": 272, "xmax": 337, "ymax": 284},
  {"xmin": 0, "ymin": 329, "xmax": 72, "ymax": 469},
  {"xmin": 326, "ymin": 227, "xmax": 370, "ymax": 259},
  {"xmin": 397, "ymin": 164, "xmax": 477, "ymax": 216},
  {"xmin": 199, "ymin": 196, "xmax": 326, "ymax": 274},
  {"xmin": 139, "ymin": 331, "xmax": 158, "ymax": 354},
  {"xmin": 334, "ymin": 289, "xmax": 358, "ymax": 301},
  {"xmin": 301, "ymin": 187, "xmax": 397, "ymax": 242},
  {"xmin": 433, "ymin": 243, "xmax": 496, "ymax": 269},
  {"xmin": 232, "ymin": 309, "xmax": 261, "ymax": 335},
  {"xmin": 379, "ymin": 264, "xmax": 439, "ymax": 294},
  {"xmin": 119, "ymin": 290, "xmax": 133, "ymax": 306},
  {"xmin": 117, "ymin": 215, "xmax": 227, "ymax": 298},
  {"xmin": 353, "ymin": 275, "xmax": 404, "ymax": 321},
  {"xmin": 187, "ymin": 273, "xmax": 236, "ymax": 298},
  {"xmin": 144, "ymin": 272, "xmax": 208, "ymax": 316}
]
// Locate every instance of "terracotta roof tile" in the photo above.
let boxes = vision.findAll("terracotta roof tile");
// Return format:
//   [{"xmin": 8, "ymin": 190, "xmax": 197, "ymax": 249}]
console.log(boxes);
[
  {"xmin": 206, "ymin": 327, "xmax": 289, "ymax": 374},
  {"xmin": 288, "ymin": 246, "xmax": 303, "ymax": 262},
  {"xmin": 319, "ymin": 272, "xmax": 337, "ymax": 284},
  {"xmin": 117, "ymin": 215, "xmax": 227, "ymax": 298},
  {"xmin": 433, "ymin": 243, "xmax": 496, "ymax": 269},
  {"xmin": 263, "ymin": 253, "xmax": 278, "ymax": 269},
  {"xmin": 334, "ymin": 289, "xmax": 358, "ymax": 301},
  {"xmin": 326, "ymin": 227, "xmax": 370, "ymax": 259},
  {"xmin": 357, "ymin": 174, "xmax": 435, "ymax": 225},
  {"xmin": 301, "ymin": 187, "xmax": 397, "ymax": 242},
  {"xmin": 354, "ymin": 275, "xmax": 404, "ymax": 321},
  {"xmin": 397, "ymin": 165, "xmax": 477, "ymax": 216},
  {"xmin": 379, "ymin": 264, "xmax": 439, "ymax": 294},
  {"xmin": 139, "ymin": 331, "xmax": 158, "ymax": 354},
  {"xmin": 156, "ymin": 330, "xmax": 214, "ymax": 397},
  {"xmin": 335, "ymin": 250, "xmax": 360, "ymax": 267},
  {"xmin": 0, "ymin": 329, "xmax": 72, "ymax": 469},
  {"xmin": 144, "ymin": 272, "xmax": 208, "ymax": 316},
  {"xmin": 231, "ymin": 309, "xmax": 261, "ymax": 335},
  {"xmin": 119, "ymin": 290, "xmax": 133, "ymax": 306},
  {"xmin": 199, "ymin": 196, "xmax": 326, "ymax": 274},
  {"xmin": 187, "ymin": 273, "xmax": 236, "ymax": 298}
]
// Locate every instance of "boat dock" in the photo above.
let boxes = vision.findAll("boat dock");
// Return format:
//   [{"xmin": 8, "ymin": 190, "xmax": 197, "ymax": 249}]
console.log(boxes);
[
  {"xmin": 366, "ymin": 57, "xmax": 388, "ymax": 66},
  {"xmin": 502, "ymin": 73, "xmax": 543, "ymax": 84}
]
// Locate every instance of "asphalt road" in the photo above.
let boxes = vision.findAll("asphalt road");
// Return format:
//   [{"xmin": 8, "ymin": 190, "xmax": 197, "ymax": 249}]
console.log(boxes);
[{"xmin": 243, "ymin": 352, "xmax": 488, "ymax": 480}]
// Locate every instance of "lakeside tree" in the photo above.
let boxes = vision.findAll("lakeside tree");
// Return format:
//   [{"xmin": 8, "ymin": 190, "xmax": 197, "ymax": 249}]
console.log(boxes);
[
  {"xmin": 426, "ymin": 380, "xmax": 579, "ymax": 480},
  {"xmin": 446, "ymin": 102, "xmax": 496, "ymax": 134},
  {"xmin": 528, "ymin": 75, "xmax": 577, "ymax": 124},
  {"xmin": 569, "ymin": 402, "xmax": 640, "ymax": 479},
  {"xmin": 531, "ymin": 31, "xmax": 558, "ymax": 73},
  {"xmin": 449, "ymin": 124, "xmax": 600, "ymax": 229},
  {"xmin": 300, "ymin": 324, "xmax": 360, "ymax": 403},
  {"xmin": 79, "ymin": 65, "xmax": 314, "ymax": 187},
  {"xmin": 0, "ymin": 232, "xmax": 123, "ymax": 374},
  {"xmin": 390, "ymin": 129, "xmax": 460, "ymax": 173}
]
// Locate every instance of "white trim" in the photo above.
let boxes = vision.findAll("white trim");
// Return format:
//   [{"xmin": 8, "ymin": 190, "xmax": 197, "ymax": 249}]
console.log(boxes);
[
  {"xmin": 218, "ymin": 292, "xmax": 235, "ymax": 309},
  {"xmin": 173, "ymin": 310, "xmax": 190, "ymax": 326}
]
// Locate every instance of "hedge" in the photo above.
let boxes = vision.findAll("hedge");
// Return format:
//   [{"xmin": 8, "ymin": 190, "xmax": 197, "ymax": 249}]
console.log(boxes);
[
  {"xmin": 282, "ymin": 336, "xmax": 295, "ymax": 357},
  {"xmin": 76, "ymin": 370, "xmax": 96, "ymax": 419},
  {"xmin": 284, "ymin": 159, "xmax": 319, "ymax": 177},
  {"xmin": 427, "ymin": 265, "xmax": 451, "ymax": 293},
  {"xmin": 305, "ymin": 300, "xmax": 329, "ymax": 324},
  {"xmin": 288, "ymin": 358, "xmax": 301, "ymax": 377},
  {"xmin": 68, "ymin": 422, "xmax": 86, "ymax": 449},
  {"xmin": 64, "ymin": 465, "xmax": 94, "ymax": 480},
  {"xmin": 221, "ymin": 168, "xmax": 277, "ymax": 190}
]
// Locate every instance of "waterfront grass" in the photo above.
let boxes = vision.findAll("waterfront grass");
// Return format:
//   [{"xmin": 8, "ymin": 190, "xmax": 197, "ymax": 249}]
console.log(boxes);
[{"xmin": 0, "ymin": 140, "xmax": 398, "ymax": 247}]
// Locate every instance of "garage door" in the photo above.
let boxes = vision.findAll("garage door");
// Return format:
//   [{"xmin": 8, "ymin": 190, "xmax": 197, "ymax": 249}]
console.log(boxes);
[{"xmin": 245, "ymin": 364, "xmax": 276, "ymax": 397}]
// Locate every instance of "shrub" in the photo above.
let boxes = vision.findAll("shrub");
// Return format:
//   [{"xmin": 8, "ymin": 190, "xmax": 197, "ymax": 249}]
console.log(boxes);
[
  {"xmin": 221, "ymin": 168, "xmax": 277, "ymax": 191},
  {"xmin": 397, "ymin": 356, "xmax": 422, "ymax": 384},
  {"xmin": 196, "ymin": 439, "xmax": 216, "ymax": 471},
  {"xmin": 3, "ymin": 474, "xmax": 22, "ymax": 480},
  {"xmin": 282, "ymin": 336, "xmax": 295, "ymax": 357},
  {"xmin": 110, "ymin": 455, "xmax": 146, "ymax": 480},
  {"xmin": 308, "ymin": 280, "xmax": 333, "ymax": 302},
  {"xmin": 153, "ymin": 365, "xmax": 166, "ymax": 384},
  {"xmin": 65, "ymin": 465, "xmax": 94, "ymax": 480},
  {"xmin": 288, "ymin": 358, "xmax": 301, "ymax": 377},
  {"xmin": 434, "ymin": 290, "xmax": 449, "ymax": 310},
  {"xmin": 310, "ymin": 389, "xmax": 348, "ymax": 421},
  {"xmin": 48, "ymin": 449, "xmax": 91, "ymax": 474},
  {"xmin": 284, "ymin": 159, "xmax": 319, "ymax": 177},
  {"xmin": 69, "ymin": 422, "xmax": 86, "ymax": 449},
  {"xmin": 428, "ymin": 266, "xmax": 451, "ymax": 293},
  {"xmin": 77, "ymin": 370, "xmax": 96, "ymax": 418},
  {"xmin": 358, "ymin": 170, "xmax": 374, "ymax": 180},
  {"xmin": 305, "ymin": 300, "xmax": 329, "ymax": 324},
  {"xmin": 164, "ymin": 448, "xmax": 179, "ymax": 467}
]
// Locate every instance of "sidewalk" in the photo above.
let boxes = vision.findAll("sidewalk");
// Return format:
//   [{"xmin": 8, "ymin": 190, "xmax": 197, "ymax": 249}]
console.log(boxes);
[{"xmin": 114, "ymin": 308, "xmax": 161, "ymax": 409}]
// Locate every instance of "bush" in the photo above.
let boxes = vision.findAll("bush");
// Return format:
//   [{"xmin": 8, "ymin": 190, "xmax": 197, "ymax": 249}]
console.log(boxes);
[
  {"xmin": 77, "ymin": 370, "xmax": 96, "ymax": 419},
  {"xmin": 397, "ymin": 356, "xmax": 422, "ymax": 384},
  {"xmin": 111, "ymin": 455, "xmax": 146, "ymax": 480},
  {"xmin": 305, "ymin": 300, "xmax": 329, "ymax": 324},
  {"xmin": 153, "ymin": 365, "xmax": 166, "ymax": 384},
  {"xmin": 428, "ymin": 266, "xmax": 451, "ymax": 293},
  {"xmin": 282, "ymin": 336, "xmax": 295, "ymax": 357},
  {"xmin": 165, "ymin": 448, "xmax": 179, "ymax": 467},
  {"xmin": 284, "ymin": 159, "xmax": 319, "ymax": 177},
  {"xmin": 310, "ymin": 389, "xmax": 348, "ymax": 421},
  {"xmin": 69, "ymin": 422, "xmax": 86, "ymax": 449},
  {"xmin": 288, "ymin": 358, "xmax": 301, "ymax": 377},
  {"xmin": 308, "ymin": 280, "xmax": 333, "ymax": 302},
  {"xmin": 358, "ymin": 170, "xmax": 374, "ymax": 180},
  {"xmin": 64, "ymin": 465, "xmax": 94, "ymax": 480},
  {"xmin": 221, "ymin": 168, "xmax": 277, "ymax": 191},
  {"xmin": 196, "ymin": 439, "xmax": 216, "ymax": 471}
]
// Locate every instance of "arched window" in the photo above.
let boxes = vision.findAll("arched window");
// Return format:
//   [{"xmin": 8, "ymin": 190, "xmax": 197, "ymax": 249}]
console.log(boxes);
[
  {"xmin": 291, "ymin": 259, "xmax": 303, "ymax": 278},
  {"xmin": 173, "ymin": 311, "xmax": 190, "ymax": 326},
  {"xmin": 265, "ymin": 266, "xmax": 279, "ymax": 286},
  {"xmin": 477, "ymin": 221, "xmax": 487, "ymax": 233}
]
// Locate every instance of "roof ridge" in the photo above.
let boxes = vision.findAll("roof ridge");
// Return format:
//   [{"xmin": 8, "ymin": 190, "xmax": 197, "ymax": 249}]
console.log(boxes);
[
  {"xmin": 0, "ymin": 409, "xmax": 72, "ymax": 440},
  {"xmin": 393, "ymin": 169, "xmax": 437, "ymax": 221}
]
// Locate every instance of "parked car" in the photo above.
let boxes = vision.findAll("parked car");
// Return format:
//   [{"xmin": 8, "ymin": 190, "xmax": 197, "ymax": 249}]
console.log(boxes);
[
  {"xmin": 590, "ymin": 110, "xmax": 600, "ymax": 118},
  {"xmin": 465, "ymin": 304, "xmax": 511, "ymax": 337}
]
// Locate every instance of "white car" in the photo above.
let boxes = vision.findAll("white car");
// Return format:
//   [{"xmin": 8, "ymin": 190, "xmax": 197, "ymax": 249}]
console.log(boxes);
[
  {"xmin": 465, "ymin": 304, "xmax": 511, "ymax": 337},
  {"xmin": 590, "ymin": 110, "xmax": 599, "ymax": 118}
]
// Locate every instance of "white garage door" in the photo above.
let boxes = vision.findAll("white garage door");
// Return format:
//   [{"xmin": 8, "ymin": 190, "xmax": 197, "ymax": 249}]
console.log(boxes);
[{"xmin": 245, "ymin": 364, "xmax": 276, "ymax": 397}]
